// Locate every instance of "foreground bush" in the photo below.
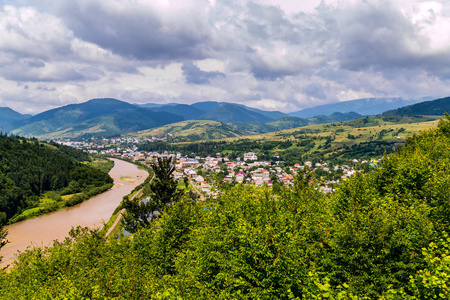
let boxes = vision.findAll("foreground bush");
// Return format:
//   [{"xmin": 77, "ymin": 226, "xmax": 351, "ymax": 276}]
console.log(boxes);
[{"xmin": 3, "ymin": 116, "xmax": 450, "ymax": 299}]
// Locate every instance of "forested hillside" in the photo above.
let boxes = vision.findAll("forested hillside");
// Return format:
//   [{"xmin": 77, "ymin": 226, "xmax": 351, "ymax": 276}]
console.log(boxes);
[
  {"xmin": 3, "ymin": 116, "xmax": 450, "ymax": 298},
  {"xmin": 383, "ymin": 96, "xmax": 450, "ymax": 116},
  {"xmin": 0, "ymin": 135, "xmax": 113, "ymax": 226}
]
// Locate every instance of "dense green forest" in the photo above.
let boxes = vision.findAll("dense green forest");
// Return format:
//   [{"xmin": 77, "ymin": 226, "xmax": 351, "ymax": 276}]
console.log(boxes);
[
  {"xmin": 3, "ymin": 116, "xmax": 450, "ymax": 298},
  {"xmin": 0, "ymin": 134, "xmax": 113, "ymax": 225}
]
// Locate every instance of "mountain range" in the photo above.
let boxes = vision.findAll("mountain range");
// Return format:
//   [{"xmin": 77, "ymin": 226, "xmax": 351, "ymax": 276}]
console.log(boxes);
[
  {"xmin": 0, "ymin": 96, "xmax": 446, "ymax": 139},
  {"xmin": 9, "ymin": 98, "xmax": 183, "ymax": 139},
  {"xmin": 289, "ymin": 97, "xmax": 429, "ymax": 118},
  {"xmin": 143, "ymin": 101, "xmax": 287, "ymax": 123},
  {"xmin": 383, "ymin": 96, "xmax": 450, "ymax": 116}
]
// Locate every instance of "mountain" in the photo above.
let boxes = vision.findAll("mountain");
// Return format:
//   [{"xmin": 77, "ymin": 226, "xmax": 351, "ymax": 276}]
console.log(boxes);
[
  {"xmin": 149, "ymin": 104, "xmax": 205, "ymax": 120},
  {"xmin": 138, "ymin": 103, "xmax": 179, "ymax": 108},
  {"xmin": 290, "ymin": 97, "xmax": 428, "ymax": 118},
  {"xmin": 383, "ymin": 96, "xmax": 450, "ymax": 116},
  {"xmin": 146, "ymin": 101, "xmax": 288, "ymax": 123},
  {"xmin": 0, "ymin": 107, "xmax": 30, "ymax": 123},
  {"xmin": 11, "ymin": 98, "xmax": 183, "ymax": 138},
  {"xmin": 229, "ymin": 112, "xmax": 364, "ymax": 134},
  {"xmin": 197, "ymin": 103, "xmax": 273, "ymax": 123},
  {"xmin": 308, "ymin": 111, "xmax": 364, "ymax": 124},
  {"xmin": 129, "ymin": 120, "xmax": 246, "ymax": 142}
]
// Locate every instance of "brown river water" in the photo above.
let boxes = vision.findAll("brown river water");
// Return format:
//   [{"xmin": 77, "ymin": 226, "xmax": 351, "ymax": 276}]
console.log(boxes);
[{"xmin": 0, "ymin": 158, "xmax": 148, "ymax": 268}]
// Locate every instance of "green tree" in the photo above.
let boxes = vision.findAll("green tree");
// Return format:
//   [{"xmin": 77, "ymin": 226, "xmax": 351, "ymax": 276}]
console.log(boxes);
[
  {"xmin": 150, "ymin": 156, "xmax": 183, "ymax": 207},
  {"xmin": 122, "ymin": 157, "xmax": 183, "ymax": 233}
]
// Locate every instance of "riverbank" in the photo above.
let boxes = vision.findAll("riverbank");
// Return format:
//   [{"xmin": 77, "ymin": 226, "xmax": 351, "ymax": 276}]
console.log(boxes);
[{"xmin": 0, "ymin": 158, "xmax": 148, "ymax": 268}]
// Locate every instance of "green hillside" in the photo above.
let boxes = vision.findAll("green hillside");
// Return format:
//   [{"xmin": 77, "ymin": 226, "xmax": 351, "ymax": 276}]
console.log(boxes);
[
  {"xmin": 130, "ymin": 120, "xmax": 246, "ymax": 142},
  {"xmin": 383, "ymin": 96, "xmax": 450, "ymax": 116},
  {"xmin": 197, "ymin": 103, "xmax": 273, "ymax": 123},
  {"xmin": 139, "ymin": 115, "xmax": 440, "ymax": 164},
  {"xmin": 0, "ymin": 135, "xmax": 113, "ymax": 225},
  {"xmin": 229, "ymin": 112, "xmax": 363, "ymax": 134},
  {"xmin": 4, "ymin": 116, "xmax": 450, "ymax": 298},
  {"xmin": 10, "ymin": 98, "xmax": 183, "ymax": 139}
]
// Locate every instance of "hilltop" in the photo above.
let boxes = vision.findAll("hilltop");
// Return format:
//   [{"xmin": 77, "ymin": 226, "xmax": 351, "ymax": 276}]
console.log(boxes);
[
  {"xmin": 129, "ymin": 120, "xmax": 246, "ymax": 142},
  {"xmin": 138, "ymin": 115, "xmax": 440, "ymax": 164},
  {"xmin": 383, "ymin": 96, "xmax": 450, "ymax": 116},
  {"xmin": 290, "ymin": 97, "xmax": 426, "ymax": 118},
  {"xmin": 10, "ymin": 98, "xmax": 183, "ymax": 139}
]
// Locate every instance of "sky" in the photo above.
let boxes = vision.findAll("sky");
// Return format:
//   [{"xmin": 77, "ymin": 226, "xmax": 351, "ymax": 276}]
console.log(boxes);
[{"xmin": 0, "ymin": 0, "xmax": 450, "ymax": 114}]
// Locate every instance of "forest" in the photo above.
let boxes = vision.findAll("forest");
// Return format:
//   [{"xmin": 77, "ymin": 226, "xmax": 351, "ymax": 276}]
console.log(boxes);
[
  {"xmin": 2, "ymin": 116, "xmax": 450, "ymax": 298},
  {"xmin": 0, "ymin": 135, "xmax": 113, "ymax": 226}
]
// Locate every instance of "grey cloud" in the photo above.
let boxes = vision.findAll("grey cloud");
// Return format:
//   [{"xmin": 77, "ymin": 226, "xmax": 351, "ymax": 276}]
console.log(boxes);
[
  {"xmin": 335, "ymin": 2, "xmax": 450, "ymax": 77},
  {"xmin": 26, "ymin": 60, "xmax": 45, "ymax": 68},
  {"xmin": 52, "ymin": 1, "xmax": 215, "ymax": 61},
  {"xmin": 36, "ymin": 86, "xmax": 56, "ymax": 92},
  {"xmin": 303, "ymin": 83, "xmax": 327, "ymax": 99},
  {"xmin": 181, "ymin": 62, "xmax": 225, "ymax": 84}
]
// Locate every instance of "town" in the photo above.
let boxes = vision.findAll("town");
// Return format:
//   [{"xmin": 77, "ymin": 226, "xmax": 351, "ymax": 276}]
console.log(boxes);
[{"xmin": 56, "ymin": 137, "xmax": 379, "ymax": 196}]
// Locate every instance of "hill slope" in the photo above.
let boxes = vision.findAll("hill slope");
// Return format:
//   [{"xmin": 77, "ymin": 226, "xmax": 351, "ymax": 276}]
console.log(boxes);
[
  {"xmin": 146, "ymin": 101, "xmax": 288, "ymax": 123},
  {"xmin": 383, "ymin": 96, "xmax": 450, "ymax": 116},
  {"xmin": 0, "ymin": 135, "xmax": 112, "ymax": 225},
  {"xmin": 197, "ymin": 103, "xmax": 273, "ymax": 123},
  {"xmin": 10, "ymin": 98, "xmax": 183, "ymax": 138},
  {"xmin": 290, "ymin": 97, "xmax": 427, "ymax": 118},
  {"xmin": 0, "ymin": 107, "xmax": 29, "ymax": 123},
  {"xmin": 130, "ymin": 120, "xmax": 246, "ymax": 142},
  {"xmin": 228, "ymin": 112, "xmax": 364, "ymax": 134}
]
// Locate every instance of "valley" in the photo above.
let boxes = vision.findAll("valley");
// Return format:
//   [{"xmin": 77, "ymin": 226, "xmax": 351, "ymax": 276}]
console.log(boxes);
[{"xmin": 0, "ymin": 158, "xmax": 148, "ymax": 268}]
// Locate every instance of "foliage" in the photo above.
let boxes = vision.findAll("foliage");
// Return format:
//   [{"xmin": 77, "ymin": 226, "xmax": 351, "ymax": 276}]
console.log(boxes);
[
  {"xmin": 122, "ymin": 156, "xmax": 183, "ymax": 233},
  {"xmin": 138, "ymin": 115, "xmax": 438, "ymax": 165},
  {"xmin": 3, "ymin": 116, "xmax": 450, "ymax": 298},
  {"xmin": 0, "ymin": 134, "xmax": 113, "ymax": 225}
]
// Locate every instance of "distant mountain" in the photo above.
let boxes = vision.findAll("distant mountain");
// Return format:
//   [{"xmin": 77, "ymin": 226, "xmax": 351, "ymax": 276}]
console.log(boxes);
[
  {"xmin": 290, "ymin": 97, "xmax": 428, "ymax": 118},
  {"xmin": 130, "ymin": 120, "xmax": 246, "ymax": 142},
  {"xmin": 11, "ymin": 98, "xmax": 183, "ymax": 138},
  {"xmin": 383, "ymin": 96, "xmax": 450, "ymax": 116},
  {"xmin": 308, "ymin": 112, "xmax": 364, "ymax": 124},
  {"xmin": 138, "ymin": 103, "xmax": 179, "ymax": 108},
  {"xmin": 229, "ymin": 117, "xmax": 309, "ymax": 134},
  {"xmin": 197, "ymin": 103, "xmax": 273, "ymax": 123},
  {"xmin": 0, "ymin": 107, "xmax": 30, "ymax": 123},
  {"xmin": 145, "ymin": 101, "xmax": 287, "ymax": 123},
  {"xmin": 149, "ymin": 104, "xmax": 205, "ymax": 120},
  {"xmin": 229, "ymin": 112, "xmax": 364, "ymax": 134}
]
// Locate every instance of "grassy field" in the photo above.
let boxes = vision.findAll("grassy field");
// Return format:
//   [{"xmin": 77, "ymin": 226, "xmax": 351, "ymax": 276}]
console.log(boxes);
[
  {"xmin": 15, "ymin": 191, "xmax": 66, "ymax": 219},
  {"xmin": 86, "ymin": 157, "xmax": 114, "ymax": 174},
  {"xmin": 221, "ymin": 115, "xmax": 440, "ymax": 143},
  {"xmin": 139, "ymin": 115, "xmax": 442, "ymax": 165},
  {"xmin": 129, "ymin": 120, "xmax": 245, "ymax": 142}
]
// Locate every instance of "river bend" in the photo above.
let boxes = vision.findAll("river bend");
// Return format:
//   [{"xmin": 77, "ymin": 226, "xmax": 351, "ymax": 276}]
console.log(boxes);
[{"xmin": 0, "ymin": 158, "xmax": 148, "ymax": 268}]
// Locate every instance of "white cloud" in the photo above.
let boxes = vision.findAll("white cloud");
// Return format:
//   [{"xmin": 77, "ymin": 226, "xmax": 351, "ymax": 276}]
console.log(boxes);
[{"xmin": 0, "ymin": 0, "xmax": 450, "ymax": 114}]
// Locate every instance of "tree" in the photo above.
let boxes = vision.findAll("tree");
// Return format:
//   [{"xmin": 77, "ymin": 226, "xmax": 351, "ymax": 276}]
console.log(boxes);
[
  {"xmin": 149, "ymin": 156, "xmax": 183, "ymax": 207},
  {"xmin": 121, "ymin": 196, "xmax": 159, "ymax": 233},
  {"xmin": 122, "ymin": 157, "xmax": 184, "ymax": 233}
]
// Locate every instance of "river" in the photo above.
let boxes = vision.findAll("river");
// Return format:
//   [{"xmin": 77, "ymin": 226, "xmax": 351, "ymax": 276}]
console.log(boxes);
[{"xmin": 0, "ymin": 158, "xmax": 148, "ymax": 268}]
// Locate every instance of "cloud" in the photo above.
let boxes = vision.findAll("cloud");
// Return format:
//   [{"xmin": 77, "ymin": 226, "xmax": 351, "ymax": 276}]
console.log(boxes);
[
  {"xmin": 1, "ymin": 0, "xmax": 450, "ymax": 114},
  {"xmin": 181, "ymin": 62, "xmax": 225, "ymax": 84},
  {"xmin": 303, "ymin": 83, "xmax": 327, "ymax": 100},
  {"xmin": 50, "ymin": 0, "xmax": 217, "ymax": 61}
]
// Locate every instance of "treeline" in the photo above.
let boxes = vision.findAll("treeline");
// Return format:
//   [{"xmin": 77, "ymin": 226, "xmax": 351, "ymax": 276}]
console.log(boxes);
[
  {"xmin": 0, "ymin": 134, "xmax": 113, "ymax": 225},
  {"xmin": 4, "ymin": 116, "xmax": 450, "ymax": 298},
  {"xmin": 139, "ymin": 137, "xmax": 393, "ymax": 166}
]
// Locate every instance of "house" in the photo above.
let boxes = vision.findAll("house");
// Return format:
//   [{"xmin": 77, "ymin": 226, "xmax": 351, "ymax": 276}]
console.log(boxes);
[{"xmin": 244, "ymin": 152, "xmax": 258, "ymax": 161}]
